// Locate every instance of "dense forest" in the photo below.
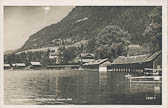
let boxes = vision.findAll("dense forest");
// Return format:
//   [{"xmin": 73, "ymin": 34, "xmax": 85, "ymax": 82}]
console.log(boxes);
[{"xmin": 4, "ymin": 6, "xmax": 162, "ymax": 65}]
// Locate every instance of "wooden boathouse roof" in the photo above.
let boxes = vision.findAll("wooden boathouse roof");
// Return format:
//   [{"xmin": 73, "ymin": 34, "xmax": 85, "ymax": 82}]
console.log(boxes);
[
  {"xmin": 83, "ymin": 58, "xmax": 111, "ymax": 66},
  {"xmin": 112, "ymin": 50, "xmax": 161, "ymax": 65},
  {"xmin": 15, "ymin": 63, "xmax": 26, "ymax": 67},
  {"xmin": 4, "ymin": 64, "xmax": 10, "ymax": 67},
  {"xmin": 80, "ymin": 53, "xmax": 95, "ymax": 58},
  {"xmin": 30, "ymin": 62, "xmax": 41, "ymax": 66}
]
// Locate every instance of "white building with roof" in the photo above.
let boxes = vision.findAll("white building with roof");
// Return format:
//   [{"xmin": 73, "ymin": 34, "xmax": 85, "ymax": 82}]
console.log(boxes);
[
  {"xmin": 83, "ymin": 58, "xmax": 111, "ymax": 72},
  {"xmin": 30, "ymin": 62, "xmax": 41, "ymax": 69}
]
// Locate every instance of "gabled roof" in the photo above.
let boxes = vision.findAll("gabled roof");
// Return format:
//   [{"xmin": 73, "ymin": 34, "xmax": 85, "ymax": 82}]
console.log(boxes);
[
  {"xmin": 112, "ymin": 54, "xmax": 148, "ymax": 64},
  {"xmin": 30, "ymin": 62, "xmax": 41, "ymax": 66},
  {"xmin": 80, "ymin": 53, "xmax": 95, "ymax": 58},
  {"xmin": 11, "ymin": 64, "xmax": 16, "ymax": 67},
  {"xmin": 4, "ymin": 64, "xmax": 10, "ymax": 67},
  {"xmin": 112, "ymin": 50, "xmax": 161, "ymax": 65},
  {"xmin": 15, "ymin": 63, "xmax": 26, "ymax": 67},
  {"xmin": 83, "ymin": 58, "xmax": 110, "ymax": 66},
  {"xmin": 145, "ymin": 50, "xmax": 162, "ymax": 62},
  {"xmin": 81, "ymin": 59, "xmax": 95, "ymax": 63}
]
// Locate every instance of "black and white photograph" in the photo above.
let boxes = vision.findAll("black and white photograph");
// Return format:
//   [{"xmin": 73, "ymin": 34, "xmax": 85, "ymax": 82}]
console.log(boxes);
[{"xmin": 3, "ymin": 6, "xmax": 163, "ymax": 105}]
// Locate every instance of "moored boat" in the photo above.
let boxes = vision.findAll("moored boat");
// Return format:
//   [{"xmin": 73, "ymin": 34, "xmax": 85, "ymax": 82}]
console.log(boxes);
[
  {"xmin": 143, "ymin": 68, "xmax": 162, "ymax": 76},
  {"xmin": 129, "ymin": 76, "xmax": 162, "ymax": 83}
]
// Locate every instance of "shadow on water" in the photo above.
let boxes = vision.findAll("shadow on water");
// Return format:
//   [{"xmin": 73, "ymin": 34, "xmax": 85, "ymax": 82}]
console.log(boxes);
[{"xmin": 4, "ymin": 70, "xmax": 161, "ymax": 105}]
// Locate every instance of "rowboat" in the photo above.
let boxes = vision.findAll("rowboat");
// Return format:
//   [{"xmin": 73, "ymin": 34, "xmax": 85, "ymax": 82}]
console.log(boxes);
[{"xmin": 129, "ymin": 76, "xmax": 162, "ymax": 83}]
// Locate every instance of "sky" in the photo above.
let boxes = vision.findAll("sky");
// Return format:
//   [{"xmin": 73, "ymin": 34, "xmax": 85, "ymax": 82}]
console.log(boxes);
[{"xmin": 4, "ymin": 6, "xmax": 75, "ymax": 51}]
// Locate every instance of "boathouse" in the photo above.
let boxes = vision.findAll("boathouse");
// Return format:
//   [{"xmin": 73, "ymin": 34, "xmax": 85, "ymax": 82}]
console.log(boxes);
[
  {"xmin": 4, "ymin": 64, "xmax": 11, "ymax": 69},
  {"xmin": 14, "ymin": 63, "xmax": 26, "ymax": 69},
  {"xmin": 83, "ymin": 59, "xmax": 111, "ymax": 72},
  {"xmin": 46, "ymin": 63, "xmax": 80, "ymax": 70},
  {"xmin": 110, "ymin": 50, "xmax": 162, "ymax": 72},
  {"xmin": 30, "ymin": 62, "xmax": 41, "ymax": 69}
]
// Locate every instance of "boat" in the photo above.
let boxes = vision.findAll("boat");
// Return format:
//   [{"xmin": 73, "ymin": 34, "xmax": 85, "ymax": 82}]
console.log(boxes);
[
  {"xmin": 143, "ymin": 68, "xmax": 162, "ymax": 76},
  {"xmin": 125, "ymin": 73, "xmax": 132, "ymax": 78},
  {"xmin": 129, "ymin": 76, "xmax": 162, "ymax": 83}
]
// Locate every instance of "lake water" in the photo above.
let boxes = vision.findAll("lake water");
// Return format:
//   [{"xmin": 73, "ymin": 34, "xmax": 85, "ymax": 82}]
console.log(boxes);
[{"xmin": 4, "ymin": 70, "xmax": 162, "ymax": 105}]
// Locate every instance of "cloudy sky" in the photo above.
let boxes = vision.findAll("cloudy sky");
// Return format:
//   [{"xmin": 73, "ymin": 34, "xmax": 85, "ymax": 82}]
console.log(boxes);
[{"xmin": 4, "ymin": 6, "xmax": 74, "ymax": 51}]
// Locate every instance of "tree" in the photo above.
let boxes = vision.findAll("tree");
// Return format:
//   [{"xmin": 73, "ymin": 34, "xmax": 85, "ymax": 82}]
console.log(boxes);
[
  {"xmin": 94, "ymin": 25, "xmax": 130, "ymax": 60},
  {"xmin": 86, "ymin": 38, "xmax": 96, "ymax": 53},
  {"xmin": 58, "ymin": 46, "xmax": 78, "ymax": 64},
  {"xmin": 5, "ymin": 53, "xmax": 17, "ymax": 64},
  {"xmin": 143, "ymin": 7, "xmax": 162, "ymax": 51}
]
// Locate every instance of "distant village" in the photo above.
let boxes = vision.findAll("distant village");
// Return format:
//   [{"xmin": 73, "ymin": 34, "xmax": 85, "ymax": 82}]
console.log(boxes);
[{"xmin": 4, "ymin": 38, "xmax": 162, "ymax": 74}]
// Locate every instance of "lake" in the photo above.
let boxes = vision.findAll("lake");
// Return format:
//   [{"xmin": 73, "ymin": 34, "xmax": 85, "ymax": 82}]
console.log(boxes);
[{"xmin": 4, "ymin": 70, "xmax": 162, "ymax": 105}]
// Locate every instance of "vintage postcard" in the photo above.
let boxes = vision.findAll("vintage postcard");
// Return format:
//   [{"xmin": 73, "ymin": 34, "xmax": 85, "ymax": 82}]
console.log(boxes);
[{"xmin": 0, "ymin": 0, "xmax": 167, "ymax": 108}]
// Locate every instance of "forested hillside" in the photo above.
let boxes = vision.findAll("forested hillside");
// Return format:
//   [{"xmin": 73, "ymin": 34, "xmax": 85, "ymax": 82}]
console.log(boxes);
[{"xmin": 19, "ymin": 6, "xmax": 156, "ymax": 51}]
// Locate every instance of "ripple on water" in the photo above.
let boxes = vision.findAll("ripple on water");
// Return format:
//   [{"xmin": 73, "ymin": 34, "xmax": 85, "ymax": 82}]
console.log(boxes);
[{"xmin": 4, "ymin": 70, "xmax": 162, "ymax": 105}]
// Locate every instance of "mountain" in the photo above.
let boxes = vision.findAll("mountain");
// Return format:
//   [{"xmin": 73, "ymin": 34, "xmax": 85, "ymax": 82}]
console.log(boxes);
[
  {"xmin": 4, "ymin": 49, "xmax": 19, "ymax": 55},
  {"xmin": 19, "ymin": 6, "xmax": 155, "ymax": 52}
]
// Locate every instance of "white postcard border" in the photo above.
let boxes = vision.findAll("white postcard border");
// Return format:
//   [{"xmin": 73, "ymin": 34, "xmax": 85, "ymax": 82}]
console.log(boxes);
[{"xmin": 0, "ymin": 0, "xmax": 167, "ymax": 108}]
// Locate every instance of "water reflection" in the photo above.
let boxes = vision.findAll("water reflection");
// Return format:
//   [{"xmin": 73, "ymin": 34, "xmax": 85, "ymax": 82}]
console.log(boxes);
[{"xmin": 4, "ymin": 70, "xmax": 161, "ymax": 105}]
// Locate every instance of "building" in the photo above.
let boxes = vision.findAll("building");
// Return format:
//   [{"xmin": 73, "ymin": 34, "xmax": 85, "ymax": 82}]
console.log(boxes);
[
  {"xmin": 110, "ymin": 50, "xmax": 162, "ymax": 72},
  {"xmin": 30, "ymin": 62, "xmax": 41, "ymax": 69},
  {"xmin": 13, "ymin": 63, "xmax": 26, "ymax": 69},
  {"xmin": 11, "ymin": 64, "xmax": 16, "ymax": 68},
  {"xmin": 51, "ymin": 39, "xmax": 62, "ymax": 46},
  {"xmin": 4, "ymin": 64, "xmax": 11, "ymax": 70},
  {"xmin": 79, "ymin": 53, "xmax": 95, "ymax": 64},
  {"xmin": 47, "ymin": 63, "xmax": 79, "ymax": 70},
  {"xmin": 49, "ymin": 49, "xmax": 59, "ymax": 63},
  {"xmin": 49, "ymin": 50, "xmax": 58, "ymax": 59},
  {"xmin": 83, "ymin": 59, "xmax": 112, "ymax": 72}
]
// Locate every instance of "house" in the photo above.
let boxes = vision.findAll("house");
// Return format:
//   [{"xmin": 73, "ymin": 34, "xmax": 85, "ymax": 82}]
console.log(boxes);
[
  {"xmin": 4, "ymin": 64, "xmax": 11, "ymax": 70},
  {"xmin": 83, "ymin": 58, "xmax": 111, "ymax": 72},
  {"xmin": 49, "ymin": 49, "xmax": 59, "ymax": 63},
  {"xmin": 110, "ymin": 50, "xmax": 162, "ymax": 72},
  {"xmin": 51, "ymin": 39, "xmax": 62, "ymax": 46},
  {"xmin": 79, "ymin": 53, "xmax": 95, "ymax": 64},
  {"xmin": 49, "ymin": 50, "xmax": 58, "ymax": 58},
  {"xmin": 30, "ymin": 62, "xmax": 41, "ymax": 69},
  {"xmin": 15, "ymin": 63, "xmax": 26, "ymax": 69}
]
